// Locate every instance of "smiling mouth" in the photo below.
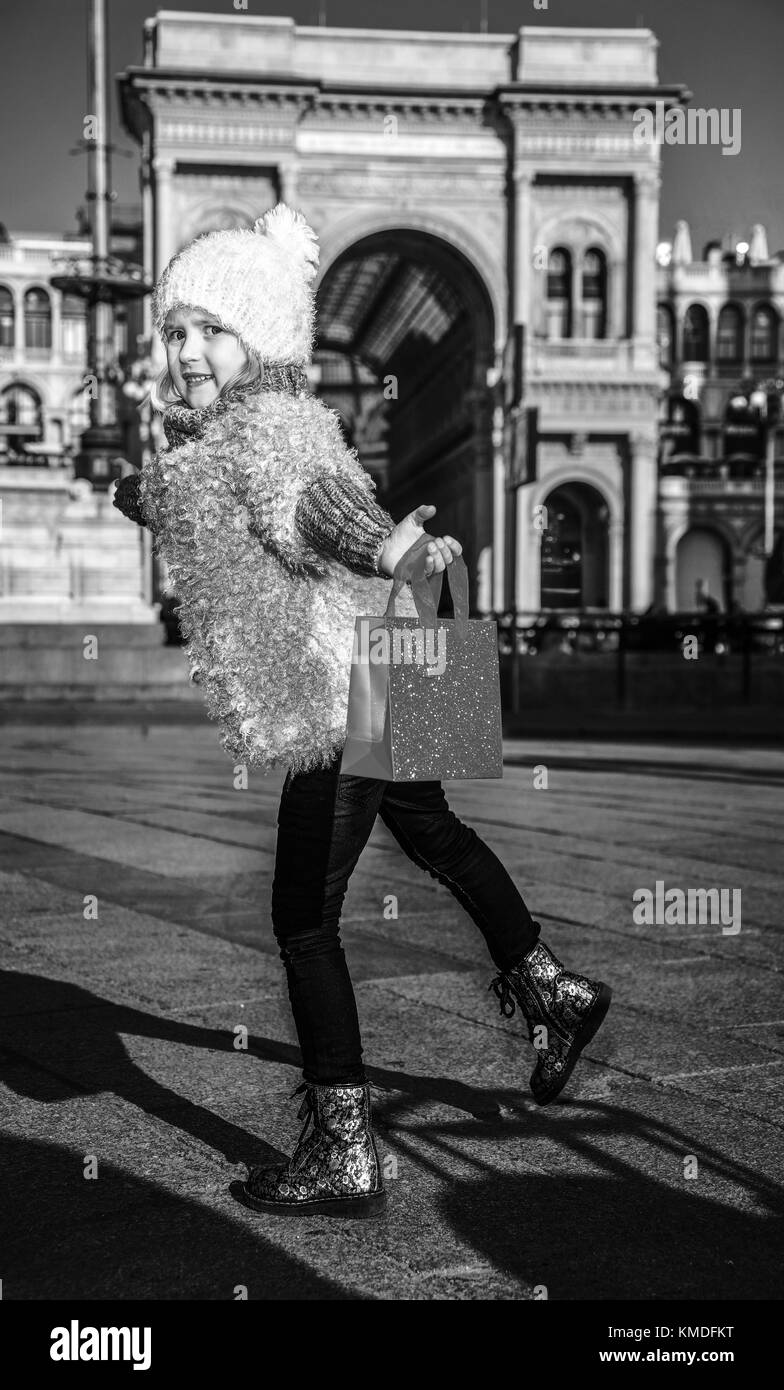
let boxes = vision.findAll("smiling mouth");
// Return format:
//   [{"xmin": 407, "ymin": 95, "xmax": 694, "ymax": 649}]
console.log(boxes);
[{"xmin": 183, "ymin": 373, "xmax": 214, "ymax": 385}]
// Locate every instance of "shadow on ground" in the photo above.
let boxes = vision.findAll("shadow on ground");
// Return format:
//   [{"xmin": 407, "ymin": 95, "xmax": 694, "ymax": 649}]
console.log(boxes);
[
  {"xmin": 0, "ymin": 1133, "xmax": 357, "ymax": 1300},
  {"xmin": 2, "ymin": 970, "xmax": 783, "ymax": 1299}
]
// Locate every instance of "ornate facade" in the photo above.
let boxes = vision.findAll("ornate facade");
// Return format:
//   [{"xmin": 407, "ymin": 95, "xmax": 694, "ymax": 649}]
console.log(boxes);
[
  {"xmin": 120, "ymin": 15, "xmax": 689, "ymax": 615},
  {"xmin": 657, "ymin": 223, "xmax": 784, "ymax": 613}
]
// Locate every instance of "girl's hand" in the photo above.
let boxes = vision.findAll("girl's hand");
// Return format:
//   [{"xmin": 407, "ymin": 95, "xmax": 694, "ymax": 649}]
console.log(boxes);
[{"xmin": 378, "ymin": 504, "xmax": 462, "ymax": 577}]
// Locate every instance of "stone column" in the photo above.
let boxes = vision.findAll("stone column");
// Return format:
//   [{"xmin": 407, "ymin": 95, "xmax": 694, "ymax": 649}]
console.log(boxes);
[
  {"xmin": 280, "ymin": 161, "xmax": 298, "ymax": 205},
  {"xmin": 609, "ymin": 518, "xmax": 624, "ymax": 611},
  {"xmin": 492, "ymin": 403, "xmax": 506, "ymax": 612},
  {"xmin": 151, "ymin": 156, "xmax": 176, "ymax": 371},
  {"xmin": 512, "ymin": 167, "xmax": 532, "ymax": 332},
  {"xmin": 629, "ymin": 431, "xmax": 659, "ymax": 611},
  {"xmin": 515, "ymin": 486, "xmax": 539, "ymax": 612},
  {"xmin": 153, "ymin": 156, "xmax": 177, "ymax": 280},
  {"xmin": 633, "ymin": 170, "xmax": 660, "ymax": 354}
]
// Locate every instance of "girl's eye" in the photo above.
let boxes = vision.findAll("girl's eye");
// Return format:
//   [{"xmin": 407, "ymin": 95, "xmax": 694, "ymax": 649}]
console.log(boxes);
[{"xmin": 205, "ymin": 325, "xmax": 222, "ymax": 336}]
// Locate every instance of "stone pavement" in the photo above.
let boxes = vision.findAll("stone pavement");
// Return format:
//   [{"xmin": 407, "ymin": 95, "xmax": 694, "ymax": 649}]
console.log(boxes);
[{"xmin": 0, "ymin": 709, "xmax": 782, "ymax": 1301}]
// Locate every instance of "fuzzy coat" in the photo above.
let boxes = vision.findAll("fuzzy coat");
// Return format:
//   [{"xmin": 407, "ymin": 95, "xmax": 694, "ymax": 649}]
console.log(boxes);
[{"xmin": 138, "ymin": 390, "xmax": 416, "ymax": 775}]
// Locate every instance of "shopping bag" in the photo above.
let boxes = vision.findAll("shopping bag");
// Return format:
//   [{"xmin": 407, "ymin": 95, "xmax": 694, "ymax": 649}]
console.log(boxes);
[{"xmin": 340, "ymin": 532, "xmax": 503, "ymax": 781}]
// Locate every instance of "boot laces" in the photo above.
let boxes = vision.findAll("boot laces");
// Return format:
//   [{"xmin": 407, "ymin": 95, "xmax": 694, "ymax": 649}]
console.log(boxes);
[
  {"xmin": 489, "ymin": 972, "xmax": 517, "ymax": 1018},
  {"xmin": 489, "ymin": 972, "xmax": 537, "ymax": 1044},
  {"xmin": 288, "ymin": 1081, "xmax": 315, "ymax": 1145}
]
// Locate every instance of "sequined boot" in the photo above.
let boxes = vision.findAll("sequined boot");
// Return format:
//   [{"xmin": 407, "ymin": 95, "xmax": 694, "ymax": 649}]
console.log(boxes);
[
  {"xmin": 232, "ymin": 1081, "xmax": 386, "ymax": 1217},
  {"xmin": 489, "ymin": 940, "xmax": 612, "ymax": 1105}
]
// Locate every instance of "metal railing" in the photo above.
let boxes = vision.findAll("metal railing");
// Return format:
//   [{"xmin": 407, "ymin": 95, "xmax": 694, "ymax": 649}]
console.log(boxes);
[{"xmin": 493, "ymin": 610, "xmax": 784, "ymax": 711}]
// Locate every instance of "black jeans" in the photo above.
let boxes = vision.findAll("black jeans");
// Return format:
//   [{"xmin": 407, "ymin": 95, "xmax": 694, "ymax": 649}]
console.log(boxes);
[{"xmin": 270, "ymin": 753, "xmax": 540, "ymax": 1085}]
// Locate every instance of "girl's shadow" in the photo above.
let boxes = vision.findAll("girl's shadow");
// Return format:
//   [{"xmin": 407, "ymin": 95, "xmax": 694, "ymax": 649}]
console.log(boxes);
[{"xmin": 0, "ymin": 969, "xmax": 501, "ymax": 1167}]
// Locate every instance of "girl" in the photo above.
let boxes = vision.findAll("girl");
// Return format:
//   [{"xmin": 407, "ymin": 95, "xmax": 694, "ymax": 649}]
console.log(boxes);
[{"xmin": 114, "ymin": 204, "xmax": 612, "ymax": 1219}]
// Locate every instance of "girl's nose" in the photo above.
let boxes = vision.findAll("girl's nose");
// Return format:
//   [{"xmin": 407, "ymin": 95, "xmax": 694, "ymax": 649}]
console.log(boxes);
[{"xmin": 179, "ymin": 333, "xmax": 203, "ymax": 361}]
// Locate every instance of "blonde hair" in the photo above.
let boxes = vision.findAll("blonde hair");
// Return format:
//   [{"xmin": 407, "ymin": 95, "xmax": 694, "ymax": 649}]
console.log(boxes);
[{"xmin": 148, "ymin": 348, "xmax": 264, "ymax": 414}]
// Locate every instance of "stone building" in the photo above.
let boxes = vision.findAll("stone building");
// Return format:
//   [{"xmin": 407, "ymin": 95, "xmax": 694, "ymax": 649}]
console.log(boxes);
[
  {"xmin": 0, "ymin": 227, "xmax": 93, "ymax": 467},
  {"xmin": 657, "ymin": 222, "xmax": 784, "ymax": 613},
  {"xmin": 0, "ymin": 214, "xmax": 154, "ymax": 631},
  {"xmin": 120, "ymin": 14, "xmax": 687, "ymax": 616}
]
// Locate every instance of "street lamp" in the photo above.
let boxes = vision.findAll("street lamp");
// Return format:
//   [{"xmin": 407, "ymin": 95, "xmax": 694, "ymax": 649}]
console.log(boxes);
[{"xmin": 50, "ymin": 0, "xmax": 151, "ymax": 489}]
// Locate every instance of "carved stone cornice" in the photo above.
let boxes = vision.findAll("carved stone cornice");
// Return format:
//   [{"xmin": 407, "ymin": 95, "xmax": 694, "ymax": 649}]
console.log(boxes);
[
  {"xmin": 495, "ymin": 85, "xmax": 689, "ymax": 121},
  {"xmin": 121, "ymin": 68, "xmax": 493, "ymax": 135},
  {"xmin": 305, "ymin": 94, "xmax": 487, "ymax": 127}
]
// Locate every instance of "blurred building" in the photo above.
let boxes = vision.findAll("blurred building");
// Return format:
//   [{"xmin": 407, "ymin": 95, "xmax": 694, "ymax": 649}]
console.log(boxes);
[
  {"xmin": 120, "ymin": 14, "xmax": 688, "ymax": 616},
  {"xmin": 0, "ymin": 224, "xmax": 92, "ymax": 467},
  {"xmin": 657, "ymin": 223, "xmax": 784, "ymax": 613},
  {"xmin": 0, "ymin": 210, "xmax": 155, "ymax": 633}
]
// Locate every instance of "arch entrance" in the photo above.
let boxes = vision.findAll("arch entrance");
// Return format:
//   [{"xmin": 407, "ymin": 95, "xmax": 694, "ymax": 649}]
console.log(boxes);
[
  {"xmin": 315, "ymin": 229, "xmax": 496, "ymax": 604},
  {"xmin": 540, "ymin": 481, "xmax": 610, "ymax": 610}
]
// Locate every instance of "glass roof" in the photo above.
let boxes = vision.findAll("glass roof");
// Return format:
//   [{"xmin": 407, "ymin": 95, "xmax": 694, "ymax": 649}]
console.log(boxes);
[{"xmin": 316, "ymin": 246, "xmax": 465, "ymax": 378}]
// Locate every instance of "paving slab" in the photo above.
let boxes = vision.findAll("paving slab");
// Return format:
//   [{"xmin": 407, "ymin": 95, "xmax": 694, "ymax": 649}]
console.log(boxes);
[{"xmin": 0, "ymin": 717, "xmax": 781, "ymax": 1302}]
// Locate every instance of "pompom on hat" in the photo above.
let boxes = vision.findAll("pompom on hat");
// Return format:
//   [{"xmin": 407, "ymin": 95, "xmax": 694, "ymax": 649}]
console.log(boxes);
[{"xmin": 152, "ymin": 203, "xmax": 320, "ymax": 367}]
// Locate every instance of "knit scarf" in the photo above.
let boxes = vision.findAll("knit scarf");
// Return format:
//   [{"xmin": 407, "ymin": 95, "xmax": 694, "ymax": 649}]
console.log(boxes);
[{"xmin": 162, "ymin": 363, "xmax": 309, "ymax": 450}]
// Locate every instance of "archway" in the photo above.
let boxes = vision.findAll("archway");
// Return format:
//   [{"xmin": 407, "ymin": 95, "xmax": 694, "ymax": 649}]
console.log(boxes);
[
  {"xmin": 675, "ymin": 527, "xmax": 730, "ymax": 611},
  {"xmin": 314, "ymin": 228, "xmax": 496, "ymax": 605},
  {"xmin": 0, "ymin": 382, "xmax": 43, "ymax": 461},
  {"xmin": 539, "ymin": 482, "xmax": 609, "ymax": 609}
]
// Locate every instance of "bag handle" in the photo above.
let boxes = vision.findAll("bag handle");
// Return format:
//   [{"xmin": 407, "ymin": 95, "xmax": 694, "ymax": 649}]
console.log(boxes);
[{"xmin": 384, "ymin": 533, "xmax": 470, "ymax": 641}]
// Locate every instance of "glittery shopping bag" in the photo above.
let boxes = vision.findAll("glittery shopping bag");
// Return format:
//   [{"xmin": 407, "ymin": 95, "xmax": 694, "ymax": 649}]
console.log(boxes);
[{"xmin": 340, "ymin": 533, "xmax": 503, "ymax": 781}]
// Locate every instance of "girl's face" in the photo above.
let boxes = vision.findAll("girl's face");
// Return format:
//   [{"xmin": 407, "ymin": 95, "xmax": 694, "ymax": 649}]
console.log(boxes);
[{"xmin": 163, "ymin": 306, "xmax": 248, "ymax": 407}]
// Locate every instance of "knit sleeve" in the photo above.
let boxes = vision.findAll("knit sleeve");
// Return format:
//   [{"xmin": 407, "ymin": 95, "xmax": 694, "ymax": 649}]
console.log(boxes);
[
  {"xmin": 294, "ymin": 474, "xmax": 395, "ymax": 577},
  {"xmin": 119, "ymin": 468, "xmax": 161, "ymax": 534},
  {"xmin": 112, "ymin": 473, "xmax": 148, "ymax": 529}
]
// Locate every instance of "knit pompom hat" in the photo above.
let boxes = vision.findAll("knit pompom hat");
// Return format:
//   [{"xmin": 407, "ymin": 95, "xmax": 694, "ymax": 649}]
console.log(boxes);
[{"xmin": 151, "ymin": 203, "xmax": 320, "ymax": 366}]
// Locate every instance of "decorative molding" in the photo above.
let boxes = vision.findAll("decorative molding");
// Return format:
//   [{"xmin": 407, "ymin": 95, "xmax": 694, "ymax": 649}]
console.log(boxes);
[
  {"xmin": 297, "ymin": 169, "xmax": 504, "ymax": 201},
  {"xmin": 160, "ymin": 120, "xmax": 296, "ymax": 146},
  {"xmin": 529, "ymin": 380, "xmax": 660, "ymax": 415}
]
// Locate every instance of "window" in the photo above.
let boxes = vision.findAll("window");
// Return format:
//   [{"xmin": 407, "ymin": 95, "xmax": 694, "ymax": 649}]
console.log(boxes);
[
  {"xmin": 546, "ymin": 247, "xmax": 572, "ymax": 339},
  {"xmin": 24, "ymin": 288, "xmax": 52, "ymax": 350},
  {"xmin": 69, "ymin": 386, "xmax": 91, "ymax": 440},
  {"xmin": 0, "ymin": 383, "xmax": 43, "ymax": 459},
  {"xmin": 717, "ymin": 304, "xmax": 744, "ymax": 363},
  {"xmin": 61, "ymin": 293, "xmax": 87, "ymax": 358},
  {"xmin": 682, "ymin": 304, "xmax": 709, "ymax": 362},
  {"xmin": 658, "ymin": 303, "xmax": 675, "ymax": 371},
  {"xmin": 580, "ymin": 248, "xmax": 607, "ymax": 339},
  {"xmin": 0, "ymin": 383, "xmax": 41, "ymax": 429},
  {"xmin": 0, "ymin": 286, "xmax": 14, "ymax": 349},
  {"xmin": 750, "ymin": 304, "xmax": 778, "ymax": 363}
]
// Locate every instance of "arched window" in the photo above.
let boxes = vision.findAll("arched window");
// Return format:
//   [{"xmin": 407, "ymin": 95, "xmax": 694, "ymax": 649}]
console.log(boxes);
[
  {"xmin": 682, "ymin": 304, "xmax": 709, "ymax": 362},
  {"xmin": 0, "ymin": 383, "xmax": 43, "ymax": 459},
  {"xmin": 0, "ymin": 286, "xmax": 14, "ymax": 350},
  {"xmin": 61, "ymin": 293, "xmax": 87, "ymax": 358},
  {"xmin": 658, "ymin": 303, "xmax": 675, "ymax": 371},
  {"xmin": 750, "ymin": 304, "xmax": 778, "ymax": 363},
  {"xmin": 546, "ymin": 247, "xmax": 572, "ymax": 339},
  {"xmin": 580, "ymin": 248, "xmax": 607, "ymax": 339},
  {"xmin": 717, "ymin": 303, "xmax": 744, "ymax": 363},
  {"xmin": 24, "ymin": 288, "xmax": 52, "ymax": 350}
]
